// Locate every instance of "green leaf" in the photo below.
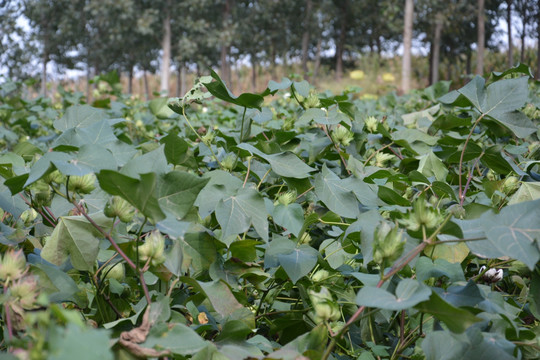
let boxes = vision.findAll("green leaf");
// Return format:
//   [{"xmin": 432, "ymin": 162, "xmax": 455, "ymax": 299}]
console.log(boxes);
[
  {"xmin": 237, "ymin": 143, "xmax": 315, "ymax": 179},
  {"xmin": 97, "ymin": 170, "xmax": 165, "ymax": 222},
  {"xmin": 418, "ymin": 151, "xmax": 448, "ymax": 182},
  {"xmin": 53, "ymin": 105, "xmax": 105, "ymax": 131},
  {"xmin": 41, "ymin": 214, "xmax": 112, "ymax": 271},
  {"xmin": 356, "ymin": 279, "xmax": 432, "ymax": 310},
  {"xmin": 422, "ymin": 331, "xmax": 466, "ymax": 360},
  {"xmin": 215, "ymin": 187, "xmax": 268, "ymax": 241},
  {"xmin": 142, "ymin": 323, "xmax": 206, "ymax": 355},
  {"xmin": 378, "ymin": 186, "xmax": 410, "ymax": 206},
  {"xmin": 508, "ymin": 182, "xmax": 540, "ymax": 204},
  {"xmin": 314, "ymin": 165, "xmax": 360, "ymax": 218},
  {"xmin": 149, "ymin": 97, "xmax": 175, "ymax": 119},
  {"xmin": 415, "ymin": 257, "xmax": 466, "ymax": 283},
  {"xmin": 277, "ymin": 245, "xmax": 319, "ymax": 283},
  {"xmin": 160, "ymin": 133, "xmax": 190, "ymax": 165},
  {"xmin": 435, "ymin": 281, "xmax": 484, "ymax": 308},
  {"xmin": 48, "ymin": 323, "xmax": 113, "ymax": 360},
  {"xmin": 203, "ymin": 69, "xmax": 264, "ymax": 109},
  {"xmin": 415, "ymin": 292, "xmax": 482, "ymax": 333},
  {"xmin": 156, "ymin": 171, "xmax": 209, "ymax": 220},
  {"xmin": 31, "ymin": 263, "xmax": 88, "ymax": 308},
  {"xmin": 120, "ymin": 145, "xmax": 169, "ymax": 178},
  {"xmin": 273, "ymin": 203, "xmax": 304, "ymax": 237},
  {"xmin": 457, "ymin": 76, "xmax": 535, "ymax": 138},
  {"xmin": 196, "ymin": 172, "xmax": 242, "ymax": 219},
  {"xmin": 464, "ymin": 200, "xmax": 540, "ymax": 269},
  {"xmin": 190, "ymin": 279, "xmax": 244, "ymax": 317}
]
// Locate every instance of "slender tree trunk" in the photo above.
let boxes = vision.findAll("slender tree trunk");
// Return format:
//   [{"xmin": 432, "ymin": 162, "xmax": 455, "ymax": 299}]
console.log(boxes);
[
  {"xmin": 128, "ymin": 66, "xmax": 134, "ymax": 94},
  {"xmin": 520, "ymin": 32, "xmax": 526, "ymax": 63},
  {"xmin": 160, "ymin": 1, "xmax": 171, "ymax": 95},
  {"xmin": 476, "ymin": 0, "xmax": 485, "ymax": 75},
  {"xmin": 428, "ymin": 42, "xmax": 434, "ymax": 85},
  {"xmin": 537, "ymin": 0, "xmax": 540, "ymax": 79},
  {"xmin": 251, "ymin": 55, "xmax": 257, "ymax": 92},
  {"xmin": 431, "ymin": 13, "xmax": 443, "ymax": 84},
  {"xmin": 42, "ymin": 52, "xmax": 48, "ymax": 97},
  {"xmin": 335, "ymin": 11, "xmax": 347, "ymax": 81},
  {"xmin": 221, "ymin": 0, "xmax": 232, "ymax": 84},
  {"xmin": 466, "ymin": 51, "xmax": 472, "ymax": 75},
  {"xmin": 401, "ymin": 0, "xmax": 414, "ymax": 93},
  {"xmin": 143, "ymin": 71, "xmax": 150, "ymax": 100},
  {"xmin": 506, "ymin": 0, "xmax": 514, "ymax": 67},
  {"xmin": 86, "ymin": 66, "xmax": 91, "ymax": 101},
  {"xmin": 313, "ymin": 37, "xmax": 322, "ymax": 83},
  {"xmin": 301, "ymin": 0, "xmax": 313, "ymax": 79},
  {"xmin": 176, "ymin": 68, "xmax": 181, "ymax": 97},
  {"xmin": 270, "ymin": 41, "xmax": 277, "ymax": 78},
  {"xmin": 181, "ymin": 66, "xmax": 186, "ymax": 96}
]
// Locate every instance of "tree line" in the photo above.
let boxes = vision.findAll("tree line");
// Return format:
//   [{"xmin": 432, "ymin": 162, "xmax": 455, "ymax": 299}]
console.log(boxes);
[{"xmin": 1, "ymin": 0, "xmax": 539, "ymax": 97}]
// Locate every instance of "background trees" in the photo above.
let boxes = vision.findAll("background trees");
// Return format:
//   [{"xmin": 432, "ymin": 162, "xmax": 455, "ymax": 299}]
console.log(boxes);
[{"xmin": 1, "ymin": 0, "xmax": 539, "ymax": 95}]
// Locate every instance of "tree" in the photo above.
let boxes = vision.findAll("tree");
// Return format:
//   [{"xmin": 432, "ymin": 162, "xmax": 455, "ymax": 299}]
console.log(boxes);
[
  {"xmin": 401, "ymin": 0, "xmax": 414, "ymax": 92},
  {"xmin": 0, "ymin": 1, "xmax": 35, "ymax": 80},
  {"xmin": 160, "ymin": 0, "xmax": 171, "ymax": 95},
  {"xmin": 476, "ymin": 0, "xmax": 485, "ymax": 75},
  {"xmin": 301, "ymin": 0, "xmax": 313, "ymax": 79},
  {"xmin": 506, "ymin": 0, "xmax": 513, "ymax": 67},
  {"xmin": 514, "ymin": 0, "xmax": 536, "ymax": 63}
]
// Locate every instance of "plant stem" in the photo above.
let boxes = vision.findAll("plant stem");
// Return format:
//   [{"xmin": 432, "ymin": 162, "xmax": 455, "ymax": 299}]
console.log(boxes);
[
  {"xmin": 458, "ymin": 113, "xmax": 485, "ymax": 204},
  {"xmin": 71, "ymin": 201, "xmax": 151, "ymax": 304},
  {"xmin": 243, "ymin": 156, "xmax": 252, "ymax": 187},
  {"xmin": 460, "ymin": 153, "xmax": 484, "ymax": 206},
  {"xmin": 321, "ymin": 214, "xmax": 452, "ymax": 360},
  {"xmin": 240, "ymin": 106, "xmax": 247, "ymax": 142}
]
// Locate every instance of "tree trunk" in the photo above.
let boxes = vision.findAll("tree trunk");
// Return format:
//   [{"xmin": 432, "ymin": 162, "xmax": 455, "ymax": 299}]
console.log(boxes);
[
  {"xmin": 431, "ymin": 13, "xmax": 443, "ymax": 84},
  {"xmin": 128, "ymin": 66, "xmax": 134, "ymax": 94},
  {"xmin": 476, "ymin": 0, "xmax": 485, "ymax": 75},
  {"xmin": 466, "ymin": 51, "xmax": 472, "ymax": 75},
  {"xmin": 520, "ymin": 32, "xmax": 526, "ymax": 63},
  {"xmin": 42, "ymin": 52, "xmax": 48, "ymax": 97},
  {"xmin": 86, "ymin": 67, "xmax": 91, "ymax": 101},
  {"xmin": 160, "ymin": 1, "xmax": 171, "ymax": 95},
  {"xmin": 181, "ymin": 66, "xmax": 186, "ymax": 96},
  {"xmin": 144, "ymin": 71, "xmax": 150, "ymax": 100},
  {"xmin": 537, "ymin": 0, "xmax": 540, "ymax": 79},
  {"xmin": 506, "ymin": 0, "xmax": 513, "ymax": 68},
  {"xmin": 428, "ymin": 42, "xmax": 434, "ymax": 85},
  {"xmin": 221, "ymin": 0, "xmax": 232, "ymax": 84},
  {"xmin": 251, "ymin": 54, "xmax": 257, "ymax": 91},
  {"xmin": 301, "ymin": 0, "xmax": 313, "ymax": 79},
  {"xmin": 335, "ymin": 7, "xmax": 347, "ymax": 81},
  {"xmin": 401, "ymin": 0, "xmax": 414, "ymax": 93},
  {"xmin": 313, "ymin": 37, "xmax": 322, "ymax": 83},
  {"xmin": 270, "ymin": 41, "xmax": 277, "ymax": 78}
]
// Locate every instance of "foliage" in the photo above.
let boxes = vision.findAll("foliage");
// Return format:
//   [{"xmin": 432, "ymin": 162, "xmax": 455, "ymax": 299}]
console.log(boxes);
[{"xmin": 0, "ymin": 65, "xmax": 539, "ymax": 359}]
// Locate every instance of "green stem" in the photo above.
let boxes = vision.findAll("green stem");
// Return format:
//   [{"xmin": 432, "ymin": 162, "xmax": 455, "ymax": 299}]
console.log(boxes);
[
  {"xmin": 458, "ymin": 113, "xmax": 485, "ymax": 204},
  {"xmin": 240, "ymin": 106, "xmax": 247, "ymax": 142},
  {"xmin": 321, "ymin": 215, "xmax": 452, "ymax": 360}
]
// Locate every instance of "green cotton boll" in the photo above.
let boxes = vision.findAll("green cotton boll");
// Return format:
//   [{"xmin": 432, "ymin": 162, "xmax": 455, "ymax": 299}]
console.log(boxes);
[
  {"xmin": 304, "ymin": 91, "xmax": 321, "ymax": 108},
  {"xmin": 104, "ymin": 196, "xmax": 135, "ymax": 223},
  {"xmin": 277, "ymin": 190, "xmax": 297, "ymax": 206},
  {"xmin": 365, "ymin": 116, "xmax": 378, "ymax": 133},
  {"xmin": 103, "ymin": 263, "xmax": 125, "ymax": 282},
  {"xmin": 331, "ymin": 126, "xmax": 354, "ymax": 147},
  {"xmin": 138, "ymin": 230, "xmax": 166, "ymax": 267},
  {"xmin": 372, "ymin": 222, "xmax": 405, "ymax": 268},
  {"xmin": 0, "ymin": 249, "xmax": 27, "ymax": 282},
  {"xmin": 502, "ymin": 175, "xmax": 520, "ymax": 195},
  {"xmin": 68, "ymin": 173, "xmax": 96, "ymax": 194},
  {"xmin": 221, "ymin": 154, "xmax": 236, "ymax": 172}
]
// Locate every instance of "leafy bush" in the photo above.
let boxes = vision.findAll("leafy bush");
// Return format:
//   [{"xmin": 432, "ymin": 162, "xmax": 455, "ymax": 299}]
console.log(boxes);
[{"xmin": 0, "ymin": 65, "xmax": 539, "ymax": 359}]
